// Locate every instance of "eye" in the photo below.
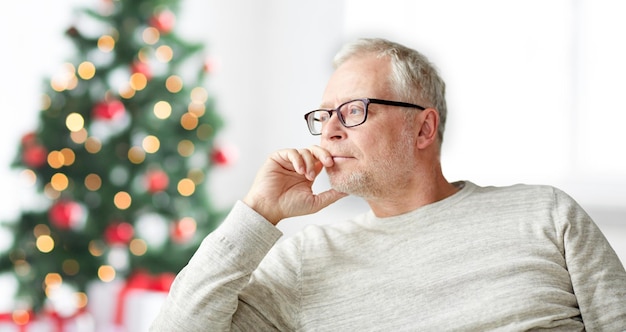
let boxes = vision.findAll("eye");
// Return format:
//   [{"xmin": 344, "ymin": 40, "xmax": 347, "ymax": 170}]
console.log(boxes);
[
  {"xmin": 317, "ymin": 111, "xmax": 330, "ymax": 122},
  {"xmin": 348, "ymin": 105, "xmax": 364, "ymax": 116},
  {"xmin": 342, "ymin": 101, "xmax": 365, "ymax": 118}
]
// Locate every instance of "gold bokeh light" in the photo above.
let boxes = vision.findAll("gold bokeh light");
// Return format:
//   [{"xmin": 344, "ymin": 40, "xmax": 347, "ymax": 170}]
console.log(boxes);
[
  {"xmin": 51, "ymin": 63, "xmax": 78, "ymax": 92},
  {"xmin": 177, "ymin": 140, "xmax": 194, "ymax": 157},
  {"xmin": 12, "ymin": 309, "xmax": 30, "ymax": 326},
  {"xmin": 77, "ymin": 61, "xmax": 96, "ymax": 80},
  {"xmin": 188, "ymin": 101, "xmax": 205, "ymax": 117},
  {"xmin": 138, "ymin": 48, "xmax": 151, "ymax": 63},
  {"xmin": 98, "ymin": 35, "xmax": 116, "ymax": 52},
  {"xmin": 50, "ymin": 173, "xmax": 69, "ymax": 191},
  {"xmin": 76, "ymin": 292, "xmax": 89, "ymax": 309},
  {"xmin": 98, "ymin": 265, "xmax": 116, "ymax": 282},
  {"xmin": 20, "ymin": 169, "xmax": 37, "ymax": 186},
  {"xmin": 85, "ymin": 137, "xmax": 102, "ymax": 154},
  {"xmin": 142, "ymin": 135, "xmax": 160, "ymax": 153},
  {"xmin": 33, "ymin": 224, "xmax": 51, "ymax": 237},
  {"xmin": 70, "ymin": 128, "xmax": 88, "ymax": 144},
  {"xmin": 88, "ymin": 240, "xmax": 105, "ymax": 257},
  {"xmin": 47, "ymin": 151, "xmax": 65, "ymax": 169},
  {"xmin": 128, "ymin": 146, "xmax": 146, "ymax": 164},
  {"xmin": 180, "ymin": 112, "xmax": 198, "ymax": 130},
  {"xmin": 61, "ymin": 148, "xmax": 75, "ymax": 166},
  {"xmin": 165, "ymin": 75, "xmax": 183, "ymax": 93},
  {"xmin": 114, "ymin": 191, "xmax": 132, "ymax": 210},
  {"xmin": 36, "ymin": 235, "xmax": 54, "ymax": 253},
  {"xmin": 155, "ymin": 45, "xmax": 173, "ymax": 63},
  {"xmin": 177, "ymin": 178, "xmax": 195, "ymax": 196},
  {"xmin": 44, "ymin": 183, "xmax": 61, "ymax": 200},
  {"xmin": 85, "ymin": 173, "xmax": 102, "ymax": 191},
  {"xmin": 119, "ymin": 83, "xmax": 136, "ymax": 99},
  {"xmin": 130, "ymin": 73, "xmax": 148, "ymax": 90},
  {"xmin": 142, "ymin": 27, "xmax": 160, "ymax": 45},
  {"xmin": 190, "ymin": 87, "xmax": 208, "ymax": 103},
  {"xmin": 44, "ymin": 273, "xmax": 63, "ymax": 290},
  {"xmin": 66, "ymin": 113, "xmax": 85, "ymax": 132},
  {"xmin": 41, "ymin": 94, "xmax": 52, "ymax": 111},
  {"xmin": 154, "ymin": 101, "xmax": 172, "ymax": 119},
  {"xmin": 129, "ymin": 239, "xmax": 148, "ymax": 256}
]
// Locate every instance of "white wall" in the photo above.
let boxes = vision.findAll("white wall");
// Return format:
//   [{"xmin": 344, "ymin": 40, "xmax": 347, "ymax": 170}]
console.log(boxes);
[{"xmin": 0, "ymin": 0, "xmax": 88, "ymax": 223}]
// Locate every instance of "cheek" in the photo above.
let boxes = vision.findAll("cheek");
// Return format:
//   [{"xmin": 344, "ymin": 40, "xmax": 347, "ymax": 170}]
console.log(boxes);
[{"xmin": 357, "ymin": 137, "xmax": 393, "ymax": 163}]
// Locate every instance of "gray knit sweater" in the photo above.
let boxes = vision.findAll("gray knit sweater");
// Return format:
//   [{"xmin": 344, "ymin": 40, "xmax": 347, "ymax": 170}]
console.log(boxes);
[{"xmin": 151, "ymin": 181, "xmax": 626, "ymax": 331}]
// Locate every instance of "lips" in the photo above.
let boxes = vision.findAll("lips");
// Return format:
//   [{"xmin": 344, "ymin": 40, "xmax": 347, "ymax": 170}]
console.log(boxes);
[
  {"xmin": 324, "ymin": 147, "xmax": 356, "ymax": 161},
  {"xmin": 331, "ymin": 156, "xmax": 354, "ymax": 162}
]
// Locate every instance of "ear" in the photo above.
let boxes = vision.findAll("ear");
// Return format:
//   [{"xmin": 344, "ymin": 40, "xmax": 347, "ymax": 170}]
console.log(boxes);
[{"xmin": 416, "ymin": 108, "xmax": 439, "ymax": 149}]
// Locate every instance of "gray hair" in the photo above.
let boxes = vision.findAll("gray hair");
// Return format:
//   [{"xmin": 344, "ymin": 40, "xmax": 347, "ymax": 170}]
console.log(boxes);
[{"xmin": 333, "ymin": 38, "xmax": 448, "ymax": 146}]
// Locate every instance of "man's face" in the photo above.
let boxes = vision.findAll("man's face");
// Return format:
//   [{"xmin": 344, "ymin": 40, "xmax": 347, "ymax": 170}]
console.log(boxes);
[{"xmin": 319, "ymin": 55, "xmax": 418, "ymax": 198}]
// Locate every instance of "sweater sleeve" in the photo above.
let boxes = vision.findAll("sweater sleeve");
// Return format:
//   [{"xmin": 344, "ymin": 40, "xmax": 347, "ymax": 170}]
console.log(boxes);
[
  {"xmin": 554, "ymin": 188, "xmax": 626, "ymax": 330},
  {"xmin": 149, "ymin": 200, "xmax": 284, "ymax": 331}
]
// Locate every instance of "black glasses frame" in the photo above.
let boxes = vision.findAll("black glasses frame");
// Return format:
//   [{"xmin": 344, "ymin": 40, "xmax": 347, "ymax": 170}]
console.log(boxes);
[{"xmin": 304, "ymin": 98, "xmax": 426, "ymax": 135}]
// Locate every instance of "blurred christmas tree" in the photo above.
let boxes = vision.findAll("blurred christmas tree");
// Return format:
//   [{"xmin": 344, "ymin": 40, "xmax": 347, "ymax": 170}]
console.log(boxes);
[{"xmin": 0, "ymin": 0, "xmax": 230, "ymax": 317}]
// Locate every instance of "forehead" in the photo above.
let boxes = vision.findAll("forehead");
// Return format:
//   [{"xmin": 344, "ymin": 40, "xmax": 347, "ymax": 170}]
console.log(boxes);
[{"xmin": 321, "ymin": 55, "xmax": 392, "ymax": 108}]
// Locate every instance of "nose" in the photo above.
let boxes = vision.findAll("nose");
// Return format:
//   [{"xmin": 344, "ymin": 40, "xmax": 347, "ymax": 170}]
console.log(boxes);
[{"xmin": 321, "ymin": 111, "xmax": 346, "ymax": 141}]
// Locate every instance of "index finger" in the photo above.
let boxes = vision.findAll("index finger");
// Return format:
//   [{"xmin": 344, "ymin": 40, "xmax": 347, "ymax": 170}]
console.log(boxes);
[{"xmin": 307, "ymin": 145, "xmax": 334, "ymax": 168}]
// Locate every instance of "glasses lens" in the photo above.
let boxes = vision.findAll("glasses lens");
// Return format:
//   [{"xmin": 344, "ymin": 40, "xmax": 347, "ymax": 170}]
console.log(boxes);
[
  {"xmin": 305, "ymin": 100, "xmax": 368, "ymax": 135},
  {"xmin": 307, "ymin": 111, "xmax": 327, "ymax": 135},
  {"xmin": 338, "ymin": 100, "xmax": 366, "ymax": 127}
]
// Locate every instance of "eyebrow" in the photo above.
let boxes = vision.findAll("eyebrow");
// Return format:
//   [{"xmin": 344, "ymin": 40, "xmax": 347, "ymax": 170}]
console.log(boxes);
[{"xmin": 319, "ymin": 97, "xmax": 360, "ymax": 109}]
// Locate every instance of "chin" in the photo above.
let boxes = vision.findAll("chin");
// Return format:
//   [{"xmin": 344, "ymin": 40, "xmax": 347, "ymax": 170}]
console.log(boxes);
[{"xmin": 329, "ymin": 172, "xmax": 374, "ymax": 198}]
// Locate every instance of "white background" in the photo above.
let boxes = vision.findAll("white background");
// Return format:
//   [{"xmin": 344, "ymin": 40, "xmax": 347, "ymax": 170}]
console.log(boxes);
[{"xmin": 0, "ymin": 0, "xmax": 624, "ymax": 282}]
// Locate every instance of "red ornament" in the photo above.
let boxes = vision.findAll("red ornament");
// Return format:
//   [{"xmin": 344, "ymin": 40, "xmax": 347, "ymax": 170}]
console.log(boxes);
[
  {"xmin": 126, "ymin": 270, "xmax": 176, "ymax": 292},
  {"xmin": 114, "ymin": 270, "xmax": 175, "ymax": 326},
  {"xmin": 104, "ymin": 222, "xmax": 134, "ymax": 245},
  {"xmin": 93, "ymin": 99, "xmax": 126, "ymax": 121},
  {"xmin": 171, "ymin": 218, "xmax": 196, "ymax": 243},
  {"xmin": 131, "ymin": 60, "xmax": 152, "ymax": 80},
  {"xmin": 49, "ymin": 200, "xmax": 83, "ymax": 229},
  {"xmin": 145, "ymin": 170, "xmax": 169, "ymax": 193},
  {"xmin": 152, "ymin": 272, "xmax": 176, "ymax": 291},
  {"xmin": 203, "ymin": 57, "xmax": 217, "ymax": 73},
  {"xmin": 22, "ymin": 144, "xmax": 48, "ymax": 168},
  {"xmin": 149, "ymin": 10, "xmax": 175, "ymax": 34},
  {"xmin": 21, "ymin": 132, "xmax": 38, "ymax": 147},
  {"xmin": 211, "ymin": 144, "xmax": 238, "ymax": 167}
]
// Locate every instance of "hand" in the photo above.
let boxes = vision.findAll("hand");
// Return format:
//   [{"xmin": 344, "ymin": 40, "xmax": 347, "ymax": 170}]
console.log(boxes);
[{"xmin": 243, "ymin": 146, "xmax": 348, "ymax": 225}]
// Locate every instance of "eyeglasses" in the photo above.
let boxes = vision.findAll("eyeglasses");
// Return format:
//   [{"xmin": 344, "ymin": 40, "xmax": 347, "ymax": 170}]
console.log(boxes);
[{"xmin": 304, "ymin": 98, "xmax": 425, "ymax": 135}]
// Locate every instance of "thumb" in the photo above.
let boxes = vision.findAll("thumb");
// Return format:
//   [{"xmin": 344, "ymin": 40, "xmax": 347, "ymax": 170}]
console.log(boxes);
[{"xmin": 312, "ymin": 189, "xmax": 349, "ymax": 212}]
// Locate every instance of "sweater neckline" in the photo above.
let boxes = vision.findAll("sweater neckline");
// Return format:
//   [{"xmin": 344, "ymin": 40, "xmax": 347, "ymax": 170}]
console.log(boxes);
[{"xmin": 361, "ymin": 180, "xmax": 477, "ymax": 226}]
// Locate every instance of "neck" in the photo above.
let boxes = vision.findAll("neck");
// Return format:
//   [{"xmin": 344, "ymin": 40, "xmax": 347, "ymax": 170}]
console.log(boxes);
[{"xmin": 366, "ymin": 163, "xmax": 458, "ymax": 218}]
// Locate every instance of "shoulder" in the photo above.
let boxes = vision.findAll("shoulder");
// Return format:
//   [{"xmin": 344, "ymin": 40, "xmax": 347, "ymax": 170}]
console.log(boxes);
[
  {"xmin": 456, "ymin": 181, "xmax": 589, "ymax": 222},
  {"xmin": 467, "ymin": 182, "xmax": 575, "ymax": 206},
  {"xmin": 472, "ymin": 181, "xmax": 557, "ymax": 196},
  {"xmin": 467, "ymin": 182, "xmax": 590, "ymax": 225}
]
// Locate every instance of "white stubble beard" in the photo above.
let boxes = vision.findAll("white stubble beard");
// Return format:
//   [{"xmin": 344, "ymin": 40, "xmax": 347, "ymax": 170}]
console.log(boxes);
[{"xmin": 327, "ymin": 127, "xmax": 417, "ymax": 199}]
